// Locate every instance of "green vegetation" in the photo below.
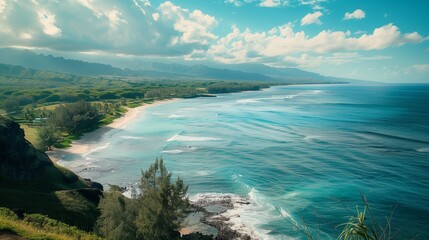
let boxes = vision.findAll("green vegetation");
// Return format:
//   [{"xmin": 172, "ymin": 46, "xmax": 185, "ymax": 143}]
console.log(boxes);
[
  {"xmin": 278, "ymin": 194, "xmax": 398, "ymax": 240},
  {"xmin": 0, "ymin": 63, "xmax": 274, "ymax": 150},
  {"xmin": 0, "ymin": 207, "xmax": 101, "ymax": 240},
  {"xmin": 0, "ymin": 116, "xmax": 101, "ymax": 231},
  {"xmin": 95, "ymin": 189, "xmax": 137, "ymax": 240},
  {"xmin": 52, "ymin": 101, "xmax": 100, "ymax": 135},
  {"xmin": 206, "ymin": 82, "xmax": 267, "ymax": 94},
  {"xmin": 136, "ymin": 158, "xmax": 189, "ymax": 239},
  {"xmin": 96, "ymin": 158, "xmax": 189, "ymax": 240},
  {"xmin": 37, "ymin": 124, "xmax": 61, "ymax": 151},
  {"xmin": 337, "ymin": 195, "xmax": 396, "ymax": 240},
  {"xmin": 0, "ymin": 63, "xmax": 272, "ymax": 116}
]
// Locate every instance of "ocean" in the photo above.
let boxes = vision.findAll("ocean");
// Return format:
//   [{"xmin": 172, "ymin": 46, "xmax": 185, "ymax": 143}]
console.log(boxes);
[{"xmin": 57, "ymin": 84, "xmax": 429, "ymax": 239}]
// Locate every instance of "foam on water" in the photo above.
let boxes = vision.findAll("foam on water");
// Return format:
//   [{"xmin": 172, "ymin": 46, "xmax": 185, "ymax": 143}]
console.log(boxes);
[
  {"xmin": 121, "ymin": 136, "xmax": 145, "ymax": 140},
  {"xmin": 195, "ymin": 170, "xmax": 215, "ymax": 176},
  {"xmin": 191, "ymin": 189, "xmax": 291, "ymax": 240},
  {"xmin": 167, "ymin": 134, "xmax": 221, "ymax": 142},
  {"xmin": 82, "ymin": 142, "xmax": 110, "ymax": 158},
  {"xmin": 416, "ymin": 147, "xmax": 429, "ymax": 153},
  {"xmin": 56, "ymin": 84, "xmax": 429, "ymax": 239},
  {"xmin": 237, "ymin": 99, "xmax": 260, "ymax": 104},
  {"xmin": 168, "ymin": 114, "xmax": 186, "ymax": 118}
]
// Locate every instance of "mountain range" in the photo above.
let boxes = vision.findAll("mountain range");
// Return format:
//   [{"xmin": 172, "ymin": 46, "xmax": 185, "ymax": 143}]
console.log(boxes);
[{"xmin": 0, "ymin": 48, "xmax": 355, "ymax": 83}]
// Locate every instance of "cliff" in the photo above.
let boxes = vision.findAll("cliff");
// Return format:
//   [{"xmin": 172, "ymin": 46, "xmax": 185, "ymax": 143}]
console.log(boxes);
[
  {"xmin": 0, "ymin": 116, "xmax": 53, "ymax": 180},
  {"xmin": 0, "ymin": 116, "xmax": 102, "ymax": 230}
]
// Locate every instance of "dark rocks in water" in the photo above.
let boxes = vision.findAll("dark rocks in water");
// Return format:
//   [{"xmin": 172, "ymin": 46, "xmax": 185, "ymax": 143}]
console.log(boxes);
[
  {"xmin": 0, "ymin": 116, "xmax": 53, "ymax": 180},
  {"xmin": 190, "ymin": 195, "xmax": 253, "ymax": 240},
  {"xmin": 182, "ymin": 232, "xmax": 215, "ymax": 240}
]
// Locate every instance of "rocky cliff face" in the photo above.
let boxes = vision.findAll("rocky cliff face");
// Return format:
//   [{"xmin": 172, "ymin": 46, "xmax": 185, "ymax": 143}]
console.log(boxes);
[{"xmin": 0, "ymin": 116, "xmax": 53, "ymax": 180}]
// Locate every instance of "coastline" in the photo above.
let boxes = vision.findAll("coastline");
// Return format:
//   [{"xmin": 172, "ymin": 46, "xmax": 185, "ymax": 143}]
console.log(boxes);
[{"xmin": 47, "ymin": 98, "xmax": 179, "ymax": 163}]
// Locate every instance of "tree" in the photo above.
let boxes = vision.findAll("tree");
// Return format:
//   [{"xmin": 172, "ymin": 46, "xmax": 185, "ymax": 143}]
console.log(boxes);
[
  {"xmin": 37, "ymin": 124, "xmax": 60, "ymax": 151},
  {"xmin": 95, "ymin": 188, "xmax": 138, "ymax": 240},
  {"xmin": 136, "ymin": 158, "xmax": 189, "ymax": 240},
  {"xmin": 53, "ymin": 101, "xmax": 100, "ymax": 134}
]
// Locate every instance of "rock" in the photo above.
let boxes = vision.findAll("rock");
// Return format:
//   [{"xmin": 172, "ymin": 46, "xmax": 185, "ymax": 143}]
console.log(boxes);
[{"xmin": 190, "ymin": 195, "xmax": 255, "ymax": 240}]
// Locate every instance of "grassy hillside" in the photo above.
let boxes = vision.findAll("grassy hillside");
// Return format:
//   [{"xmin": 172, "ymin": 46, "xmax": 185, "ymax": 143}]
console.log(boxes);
[
  {"xmin": 0, "ymin": 116, "xmax": 102, "ymax": 231},
  {"xmin": 0, "ymin": 207, "xmax": 102, "ymax": 240}
]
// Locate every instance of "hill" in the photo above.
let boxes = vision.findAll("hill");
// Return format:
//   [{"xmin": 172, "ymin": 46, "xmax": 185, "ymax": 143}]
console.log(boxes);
[
  {"xmin": 0, "ymin": 48, "xmax": 353, "ymax": 83},
  {"xmin": 0, "ymin": 48, "xmax": 133, "ymax": 77},
  {"xmin": 0, "ymin": 116, "xmax": 102, "ymax": 231}
]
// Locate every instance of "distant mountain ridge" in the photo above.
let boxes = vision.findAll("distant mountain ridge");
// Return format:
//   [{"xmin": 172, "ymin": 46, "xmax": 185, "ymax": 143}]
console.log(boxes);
[
  {"xmin": 0, "ymin": 48, "xmax": 134, "ymax": 77},
  {"xmin": 0, "ymin": 48, "xmax": 354, "ymax": 83}
]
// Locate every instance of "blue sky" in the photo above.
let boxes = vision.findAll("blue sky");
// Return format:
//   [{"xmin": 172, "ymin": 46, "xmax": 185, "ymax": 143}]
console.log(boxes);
[{"xmin": 0, "ymin": 0, "xmax": 428, "ymax": 82}]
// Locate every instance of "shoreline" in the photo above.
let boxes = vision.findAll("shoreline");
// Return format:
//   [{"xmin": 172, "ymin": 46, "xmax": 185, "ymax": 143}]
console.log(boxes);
[{"xmin": 47, "ymin": 98, "xmax": 179, "ymax": 163}]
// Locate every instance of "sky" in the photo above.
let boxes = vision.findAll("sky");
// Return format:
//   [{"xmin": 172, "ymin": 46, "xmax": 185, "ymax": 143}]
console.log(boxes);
[{"xmin": 0, "ymin": 0, "xmax": 428, "ymax": 82}]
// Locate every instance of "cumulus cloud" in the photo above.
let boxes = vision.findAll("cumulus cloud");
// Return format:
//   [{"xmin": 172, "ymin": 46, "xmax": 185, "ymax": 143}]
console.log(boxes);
[
  {"xmin": 207, "ymin": 23, "xmax": 426, "ymax": 66},
  {"xmin": 37, "ymin": 10, "xmax": 62, "ymax": 36},
  {"xmin": 301, "ymin": 11, "xmax": 323, "ymax": 25},
  {"xmin": 0, "ymin": 0, "xmax": 6, "ymax": 14},
  {"xmin": 152, "ymin": 12, "xmax": 159, "ymax": 21},
  {"xmin": 0, "ymin": 0, "xmax": 427, "ymax": 71},
  {"xmin": 344, "ymin": 9, "xmax": 366, "ymax": 20},
  {"xmin": 159, "ymin": 2, "xmax": 217, "ymax": 45},
  {"xmin": 0, "ymin": 0, "xmax": 218, "ymax": 56},
  {"xmin": 259, "ymin": 0, "xmax": 289, "ymax": 7}
]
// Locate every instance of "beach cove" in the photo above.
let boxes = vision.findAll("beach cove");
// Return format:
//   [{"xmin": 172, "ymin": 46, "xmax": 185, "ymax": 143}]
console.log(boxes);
[
  {"xmin": 48, "ymin": 99, "xmax": 179, "ymax": 163},
  {"xmin": 50, "ymin": 84, "xmax": 429, "ymax": 239}
]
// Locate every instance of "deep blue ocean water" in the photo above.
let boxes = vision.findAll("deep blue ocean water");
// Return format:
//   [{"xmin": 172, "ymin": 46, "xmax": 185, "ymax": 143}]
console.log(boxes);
[{"xmin": 57, "ymin": 84, "xmax": 429, "ymax": 239}]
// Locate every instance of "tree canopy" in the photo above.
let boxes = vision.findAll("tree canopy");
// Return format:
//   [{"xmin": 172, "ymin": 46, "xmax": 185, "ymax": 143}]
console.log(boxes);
[{"xmin": 136, "ymin": 158, "xmax": 189, "ymax": 240}]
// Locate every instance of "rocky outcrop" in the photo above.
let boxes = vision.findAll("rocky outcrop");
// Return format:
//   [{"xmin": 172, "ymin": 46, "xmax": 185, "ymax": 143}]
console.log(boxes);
[
  {"xmin": 190, "ymin": 195, "xmax": 253, "ymax": 240},
  {"xmin": 0, "ymin": 116, "xmax": 53, "ymax": 180}
]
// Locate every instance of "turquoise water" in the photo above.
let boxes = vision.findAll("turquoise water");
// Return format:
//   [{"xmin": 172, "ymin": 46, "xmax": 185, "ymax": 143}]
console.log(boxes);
[{"xmin": 58, "ymin": 84, "xmax": 429, "ymax": 239}]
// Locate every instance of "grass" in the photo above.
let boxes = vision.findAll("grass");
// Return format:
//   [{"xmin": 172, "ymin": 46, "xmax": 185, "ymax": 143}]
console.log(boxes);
[
  {"xmin": 35, "ymin": 103, "xmax": 62, "ymax": 111},
  {"xmin": 126, "ymin": 102, "xmax": 142, "ymax": 108},
  {"xmin": 0, "ymin": 207, "xmax": 102, "ymax": 240},
  {"xmin": 20, "ymin": 124, "xmax": 39, "ymax": 146},
  {"xmin": 0, "ymin": 164, "xmax": 100, "ymax": 230},
  {"xmin": 54, "ymin": 133, "xmax": 82, "ymax": 149}
]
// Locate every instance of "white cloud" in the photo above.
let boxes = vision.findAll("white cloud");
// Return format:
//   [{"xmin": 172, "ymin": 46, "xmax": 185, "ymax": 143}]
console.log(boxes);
[
  {"xmin": 159, "ymin": 2, "xmax": 217, "ymax": 45},
  {"xmin": 207, "ymin": 23, "xmax": 427, "ymax": 66},
  {"xmin": 260, "ymin": 0, "xmax": 279, "ymax": 7},
  {"xmin": 20, "ymin": 32, "xmax": 32, "ymax": 39},
  {"xmin": 225, "ymin": 0, "xmax": 244, "ymax": 7},
  {"xmin": 0, "ymin": 0, "xmax": 427, "ymax": 71},
  {"xmin": 0, "ymin": 0, "xmax": 6, "ymax": 14},
  {"xmin": 37, "ymin": 11, "xmax": 61, "ymax": 36},
  {"xmin": 344, "ymin": 9, "xmax": 366, "ymax": 20},
  {"xmin": 413, "ymin": 64, "xmax": 429, "ymax": 72},
  {"xmin": 0, "ymin": 0, "xmax": 218, "ymax": 56},
  {"xmin": 224, "ymin": 0, "xmax": 296, "ymax": 8},
  {"xmin": 105, "ymin": 10, "xmax": 128, "ymax": 28},
  {"xmin": 152, "ymin": 12, "xmax": 159, "ymax": 21},
  {"xmin": 299, "ymin": 0, "xmax": 327, "ymax": 10},
  {"xmin": 259, "ymin": 0, "xmax": 288, "ymax": 7},
  {"xmin": 133, "ymin": 0, "xmax": 147, "ymax": 15},
  {"xmin": 301, "ymin": 11, "xmax": 323, "ymax": 26}
]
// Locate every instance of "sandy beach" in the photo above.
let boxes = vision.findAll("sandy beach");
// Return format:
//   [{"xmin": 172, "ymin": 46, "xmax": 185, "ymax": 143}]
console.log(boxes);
[{"xmin": 48, "ymin": 99, "xmax": 179, "ymax": 162}]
